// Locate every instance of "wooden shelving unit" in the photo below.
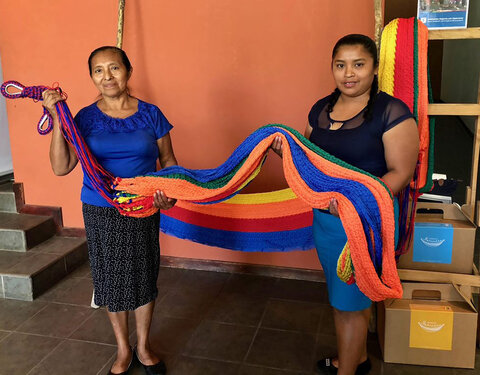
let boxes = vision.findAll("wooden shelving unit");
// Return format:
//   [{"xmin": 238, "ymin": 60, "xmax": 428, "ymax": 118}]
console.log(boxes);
[
  {"xmin": 374, "ymin": 3, "xmax": 480, "ymax": 223},
  {"xmin": 428, "ymin": 27, "xmax": 480, "ymax": 40},
  {"xmin": 428, "ymin": 103, "xmax": 480, "ymax": 116},
  {"xmin": 421, "ymin": 26, "xmax": 480, "ymax": 343},
  {"xmin": 374, "ymin": 4, "xmax": 480, "ymax": 315},
  {"xmin": 425, "ymin": 27, "xmax": 480, "ymax": 224},
  {"xmin": 397, "ymin": 265, "xmax": 480, "ymax": 290}
]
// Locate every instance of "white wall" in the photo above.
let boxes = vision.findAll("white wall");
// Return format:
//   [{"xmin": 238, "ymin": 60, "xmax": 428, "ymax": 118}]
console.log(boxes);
[{"xmin": 0, "ymin": 56, "xmax": 13, "ymax": 176}]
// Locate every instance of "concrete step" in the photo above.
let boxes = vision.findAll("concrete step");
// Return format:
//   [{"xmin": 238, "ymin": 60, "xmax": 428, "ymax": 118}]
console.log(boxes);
[
  {"xmin": 0, "ymin": 182, "xmax": 17, "ymax": 212},
  {"xmin": 0, "ymin": 212, "xmax": 56, "ymax": 251},
  {"xmin": 0, "ymin": 236, "xmax": 88, "ymax": 300}
]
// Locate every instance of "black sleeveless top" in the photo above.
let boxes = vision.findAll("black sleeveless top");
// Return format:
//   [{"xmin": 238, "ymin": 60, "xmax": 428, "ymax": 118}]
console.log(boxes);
[{"xmin": 308, "ymin": 91, "xmax": 413, "ymax": 177}]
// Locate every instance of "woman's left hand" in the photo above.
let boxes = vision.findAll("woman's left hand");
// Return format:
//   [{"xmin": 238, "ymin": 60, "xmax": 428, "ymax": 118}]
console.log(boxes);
[
  {"xmin": 270, "ymin": 136, "xmax": 283, "ymax": 157},
  {"xmin": 153, "ymin": 190, "xmax": 177, "ymax": 210},
  {"xmin": 329, "ymin": 198, "xmax": 339, "ymax": 217}
]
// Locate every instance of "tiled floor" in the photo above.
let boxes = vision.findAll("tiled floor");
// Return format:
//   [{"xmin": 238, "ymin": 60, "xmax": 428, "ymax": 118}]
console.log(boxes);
[{"xmin": 0, "ymin": 263, "xmax": 479, "ymax": 375}]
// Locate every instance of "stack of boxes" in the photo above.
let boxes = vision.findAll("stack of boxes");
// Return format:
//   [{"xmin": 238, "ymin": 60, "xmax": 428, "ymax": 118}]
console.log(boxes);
[{"xmin": 377, "ymin": 202, "xmax": 478, "ymax": 369}]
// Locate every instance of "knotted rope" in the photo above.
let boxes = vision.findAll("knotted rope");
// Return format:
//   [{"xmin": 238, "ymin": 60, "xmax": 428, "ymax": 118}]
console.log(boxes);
[
  {"xmin": 1, "ymin": 80, "xmax": 118, "ymax": 208},
  {"xmin": 1, "ymin": 81, "xmax": 60, "ymax": 135}
]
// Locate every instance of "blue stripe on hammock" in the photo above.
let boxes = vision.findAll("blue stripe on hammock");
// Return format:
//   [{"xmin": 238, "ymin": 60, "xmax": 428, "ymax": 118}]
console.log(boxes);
[{"xmin": 160, "ymin": 214, "xmax": 314, "ymax": 252}]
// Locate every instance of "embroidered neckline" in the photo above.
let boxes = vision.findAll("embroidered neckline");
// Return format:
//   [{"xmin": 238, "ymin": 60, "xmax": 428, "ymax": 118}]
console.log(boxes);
[{"xmin": 83, "ymin": 100, "xmax": 154, "ymax": 134}]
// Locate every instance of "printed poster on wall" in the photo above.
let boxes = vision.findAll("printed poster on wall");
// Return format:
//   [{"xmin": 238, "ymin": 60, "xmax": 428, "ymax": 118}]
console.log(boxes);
[{"xmin": 418, "ymin": 0, "xmax": 469, "ymax": 29}]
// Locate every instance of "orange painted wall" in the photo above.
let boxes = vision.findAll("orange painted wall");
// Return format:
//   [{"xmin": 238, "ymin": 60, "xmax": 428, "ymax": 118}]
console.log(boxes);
[{"xmin": 0, "ymin": 0, "xmax": 376, "ymax": 269}]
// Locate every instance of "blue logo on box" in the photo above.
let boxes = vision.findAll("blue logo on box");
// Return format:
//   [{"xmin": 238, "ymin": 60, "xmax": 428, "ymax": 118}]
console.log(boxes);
[{"xmin": 412, "ymin": 223, "xmax": 454, "ymax": 264}]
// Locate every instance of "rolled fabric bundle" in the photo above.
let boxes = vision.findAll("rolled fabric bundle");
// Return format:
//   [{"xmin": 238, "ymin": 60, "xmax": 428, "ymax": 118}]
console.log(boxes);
[{"xmin": 378, "ymin": 18, "xmax": 433, "ymax": 257}]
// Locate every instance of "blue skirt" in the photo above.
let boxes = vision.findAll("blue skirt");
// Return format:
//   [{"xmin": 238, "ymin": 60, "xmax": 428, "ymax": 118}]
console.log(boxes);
[{"xmin": 313, "ymin": 209, "xmax": 371, "ymax": 312}]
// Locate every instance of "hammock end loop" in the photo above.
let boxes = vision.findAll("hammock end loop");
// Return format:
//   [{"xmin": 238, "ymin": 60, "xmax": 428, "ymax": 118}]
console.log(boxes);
[
  {"xmin": 37, "ymin": 110, "xmax": 53, "ymax": 135},
  {"xmin": 1, "ymin": 80, "xmax": 26, "ymax": 99}
]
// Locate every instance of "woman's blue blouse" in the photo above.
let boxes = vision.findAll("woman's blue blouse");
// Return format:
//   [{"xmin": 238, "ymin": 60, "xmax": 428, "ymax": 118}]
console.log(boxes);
[{"xmin": 74, "ymin": 99, "xmax": 173, "ymax": 207}]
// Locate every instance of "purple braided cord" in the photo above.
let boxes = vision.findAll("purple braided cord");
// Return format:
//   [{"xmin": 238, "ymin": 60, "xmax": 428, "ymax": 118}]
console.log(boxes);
[{"xmin": 0, "ymin": 80, "xmax": 55, "ymax": 135}]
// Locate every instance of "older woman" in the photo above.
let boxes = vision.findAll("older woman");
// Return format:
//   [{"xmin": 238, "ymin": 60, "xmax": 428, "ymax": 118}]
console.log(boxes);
[
  {"xmin": 43, "ymin": 46, "xmax": 176, "ymax": 375},
  {"xmin": 272, "ymin": 34, "xmax": 419, "ymax": 375}
]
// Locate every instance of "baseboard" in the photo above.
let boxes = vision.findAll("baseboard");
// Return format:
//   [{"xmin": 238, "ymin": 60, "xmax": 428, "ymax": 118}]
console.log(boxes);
[
  {"xmin": 48, "ymin": 225, "xmax": 326, "ymax": 283},
  {"xmin": 60, "ymin": 227, "xmax": 87, "ymax": 237},
  {"xmin": 160, "ymin": 255, "xmax": 326, "ymax": 283}
]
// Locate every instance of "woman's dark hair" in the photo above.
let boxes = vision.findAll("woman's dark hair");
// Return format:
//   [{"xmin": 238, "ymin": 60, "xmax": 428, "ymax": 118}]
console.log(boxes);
[
  {"xmin": 326, "ymin": 34, "xmax": 379, "ymax": 121},
  {"xmin": 88, "ymin": 46, "xmax": 132, "ymax": 76}
]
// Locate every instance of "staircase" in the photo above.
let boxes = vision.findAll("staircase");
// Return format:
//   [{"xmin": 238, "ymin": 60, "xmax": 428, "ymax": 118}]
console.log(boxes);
[{"xmin": 0, "ymin": 180, "xmax": 88, "ymax": 301}]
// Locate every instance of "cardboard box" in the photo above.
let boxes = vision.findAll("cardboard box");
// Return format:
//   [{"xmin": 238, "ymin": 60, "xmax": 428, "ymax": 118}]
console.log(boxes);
[
  {"xmin": 397, "ymin": 202, "xmax": 476, "ymax": 274},
  {"xmin": 377, "ymin": 282, "xmax": 477, "ymax": 369}
]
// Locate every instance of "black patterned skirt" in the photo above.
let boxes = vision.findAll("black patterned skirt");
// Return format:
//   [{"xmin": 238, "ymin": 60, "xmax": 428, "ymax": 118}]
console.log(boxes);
[{"xmin": 82, "ymin": 203, "xmax": 160, "ymax": 312}]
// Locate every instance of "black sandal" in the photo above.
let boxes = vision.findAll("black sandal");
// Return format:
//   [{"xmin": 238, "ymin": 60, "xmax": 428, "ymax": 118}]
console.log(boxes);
[
  {"xmin": 134, "ymin": 347, "xmax": 167, "ymax": 375},
  {"xmin": 316, "ymin": 358, "xmax": 338, "ymax": 374},
  {"xmin": 316, "ymin": 357, "xmax": 371, "ymax": 375},
  {"xmin": 355, "ymin": 359, "xmax": 371, "ymax": 375},
  {"xmin": 139, "ymin": 360, "xmax": 166, "ymax": 375}
]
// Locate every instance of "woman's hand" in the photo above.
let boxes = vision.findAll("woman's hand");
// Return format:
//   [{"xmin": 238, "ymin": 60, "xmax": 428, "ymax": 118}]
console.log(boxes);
[
  {"xmin": 42, "ymin": 89, "xmax": 64, "ymax": 118},
  {"xmin": 329, "ymin": 198, "xmax": 339, "ymax": 217},
  {"xmin": 153, "ymin": 190, "xmax": 176, "ymax": 210},
  {"xmin": 45, "ymin": 89, "xmax": 78, "ymax": 176},
  {"xmin": 270, "ymin": 136, "xmax": 283, "ymax": 157}
]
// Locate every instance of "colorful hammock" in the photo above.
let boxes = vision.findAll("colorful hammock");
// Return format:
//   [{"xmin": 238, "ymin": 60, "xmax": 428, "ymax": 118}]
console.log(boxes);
[
  {"xmin": 114, "ymin": 124, "xmax": 402, "ymax": 301},
  {"xmin": 0, "ymin": 80, "xmax": 401, "ymax": 300},
  {"xmin": 161, "ymin": 189, "xmax": 315, "ymax": 252},
  {"xmin": 379, "ymin": 18, "xmax": 434, "ymax": 257}
]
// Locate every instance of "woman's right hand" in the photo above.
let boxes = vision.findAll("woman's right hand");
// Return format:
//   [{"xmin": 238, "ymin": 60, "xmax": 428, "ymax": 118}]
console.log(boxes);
[
  {"xmin": 153, "ymin": 190, "xmax": 177, "ymax": 210},
  {"xmin": 42, "ymin": 89, "xmax": 64, "ymax": 118},
  {"xmin": 270, "ymin": 136, "xmax": 283, "ymax": 157}
]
